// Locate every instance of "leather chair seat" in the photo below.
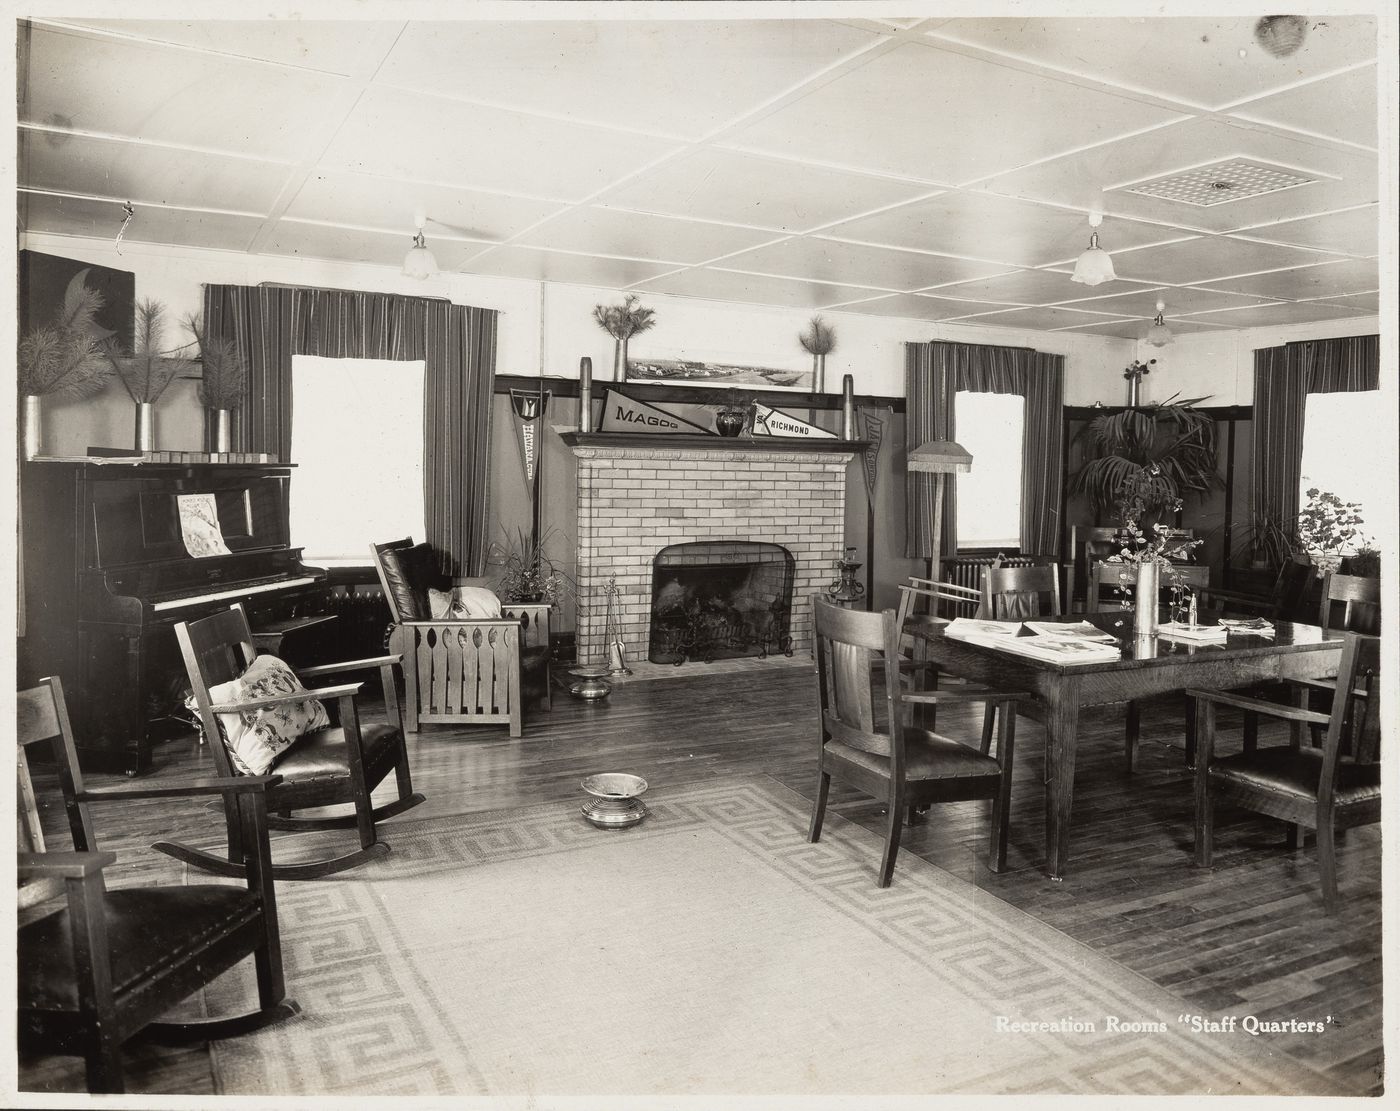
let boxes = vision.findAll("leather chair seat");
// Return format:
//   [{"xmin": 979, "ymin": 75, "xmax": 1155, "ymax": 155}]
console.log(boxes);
[
  {"xmin": 275, "ymin": 722, "xmax": 400, "ymax": 781},
  {"xmin": 19, "ymin": 887, "xmax": 260, "ymax": 1011},
  {"xmin": 1210, "ymin": 747, "xmax": 1381, "ymax": 807},
  {"xmin": 827, "ymin": 731, "xmax": 1001, "ymax": 782}
]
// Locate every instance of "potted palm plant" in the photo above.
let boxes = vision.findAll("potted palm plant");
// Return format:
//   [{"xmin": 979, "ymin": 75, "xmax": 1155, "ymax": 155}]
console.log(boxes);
[
  {"xmin": 103, "ymin": 299, "xmax": 194, "ymax": 451},
  {"xmin": 184, "ymin": 312, "xmax": 247, "ymax": 452},
  {"xmin": 592, "ymin": 294, "xmax": 657, "ymax": 382},
  {"xmin": 1069, "ymin": 394, "xmax": 1222, "ymax": 525},
  {"xmin": 17, "ymin": 269, "xmax": 113, "ymax": 458}
]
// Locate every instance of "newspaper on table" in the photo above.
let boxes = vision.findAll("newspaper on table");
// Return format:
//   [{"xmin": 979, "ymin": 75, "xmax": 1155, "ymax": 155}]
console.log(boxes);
[
  {"xmin": 943, "ymin": 618, "xmax": 1122, "ymax": 664},
  {"xmin": 1157, "ymin": 621, "xmax": 1229, "ymax": 643},
  {"xmin": 1216, "ymin": 617, "xmax": 1277, "ymax": 638}
]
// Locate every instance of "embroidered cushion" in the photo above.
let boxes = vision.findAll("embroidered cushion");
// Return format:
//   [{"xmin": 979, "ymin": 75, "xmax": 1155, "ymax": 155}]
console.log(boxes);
[
  {"xmin": 428, "ymin": 586, "xmax": 504, "ymax": 620},
  {"xmin": 197, "ymin": 654, "xmax": 329, "ymax": 776}
]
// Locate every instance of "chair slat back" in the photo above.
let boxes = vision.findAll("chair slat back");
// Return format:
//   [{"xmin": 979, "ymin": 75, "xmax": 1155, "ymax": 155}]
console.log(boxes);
[
  {"xmin": 174, "ymin": 605, "xmax": 261, "ymax": 779},
  {"xmin": 982, "ymin": 563, "xmax": 1062, "ymax": 620},
  {"xmin": 17, "ymin": 677, "xmax": 95, "ymax": 907},
  {"xmin": 1318, "ymin": 572, "xmax": 1381, "ymax": 634},
  {"xmin": 812, "ymin": 597, "xmax": 900, "ymax": 761},
  {"xmin": 1319, "ymin": 635, "xmax": 1383, "ymax": 795},
  {"xmin": 1345, "ymin": 634, "xmax": 1382, "ymax": 766}
]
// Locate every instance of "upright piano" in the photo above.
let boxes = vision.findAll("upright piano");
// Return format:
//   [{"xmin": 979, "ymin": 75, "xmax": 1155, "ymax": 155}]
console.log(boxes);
[{"xmin": 19, "ymin": 460, "xmax": 329, "ymax": 774}]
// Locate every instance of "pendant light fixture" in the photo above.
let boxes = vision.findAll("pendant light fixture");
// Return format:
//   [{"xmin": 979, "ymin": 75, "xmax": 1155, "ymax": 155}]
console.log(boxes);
[
  {"xmin": 403, "ymin": 207, "xmax": 438, "ymax": 280},
  {"xmin": 1071, "ymin": 211, "xmax": 1117, "ymax": 286},
  {"xmin": 1145, "ymin": 300, "xmax": 1173, "ymax": 347}
]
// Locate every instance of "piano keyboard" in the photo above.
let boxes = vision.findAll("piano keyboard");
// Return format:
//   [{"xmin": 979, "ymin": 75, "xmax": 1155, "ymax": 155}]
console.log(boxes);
[{"xmin": 152, "ymin": 575, "xmax": 321, "ymax": 613}]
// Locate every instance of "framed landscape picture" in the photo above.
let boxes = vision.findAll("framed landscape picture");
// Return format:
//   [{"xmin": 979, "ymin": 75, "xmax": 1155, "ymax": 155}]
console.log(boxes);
[{"xmin": 625, "ymin": 354, "xmax": 814, "ymax": 392}]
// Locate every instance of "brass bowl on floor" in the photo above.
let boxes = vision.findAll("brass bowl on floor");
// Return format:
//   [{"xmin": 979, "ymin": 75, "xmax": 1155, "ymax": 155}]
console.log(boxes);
[{"xmin": 580, "ymin": 772, "xmax": 649, "ymax": 829}]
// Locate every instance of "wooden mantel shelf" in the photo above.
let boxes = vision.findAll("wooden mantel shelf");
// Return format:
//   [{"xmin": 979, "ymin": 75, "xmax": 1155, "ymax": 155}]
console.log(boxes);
[{"xmin": 558, "ymin": 431, "xmax": 869, "ymax": 454}]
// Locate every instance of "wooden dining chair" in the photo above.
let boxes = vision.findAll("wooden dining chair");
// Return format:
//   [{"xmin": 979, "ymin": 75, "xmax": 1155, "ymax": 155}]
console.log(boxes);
[
  {"xmin": 170, "ymin": 604, "xmax": 424, "ymax": 880},
  {"xmin": 894, "ymin": 580, "xmax": 1007, "ymax": 755},
  {"xmin": 808, "ymin": 597, "xmax": 1023, "ymax": 887},
  {"xmin": 1190, "ymin": 632, "xmax": 1380, "ymax": 913},
  {"xmin": 1317, "ymin": 571, "xmax": 1381, "ymax": 634},
  {"xmin": 18, "ymin": 676, "xmax": 299, "ymax": 1092},
  {"xmin": 980, "ymin": 563, "xmax": 1062, "ymax": 620}
]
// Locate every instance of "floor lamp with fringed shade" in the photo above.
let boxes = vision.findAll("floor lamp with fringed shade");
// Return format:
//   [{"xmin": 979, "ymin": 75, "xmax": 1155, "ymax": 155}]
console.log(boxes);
[{"xmin": 908, "ymin": 440, "xmax": 973, "ymax": 587}]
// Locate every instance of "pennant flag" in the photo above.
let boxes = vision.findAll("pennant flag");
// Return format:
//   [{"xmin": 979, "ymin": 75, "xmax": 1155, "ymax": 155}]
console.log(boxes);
[
  {"xmin": 751, "ymin": 403, "xmax": 837, "ymax": 439},
  {"xmin": 598, "ymin": 390, "xmax": 713, "ymax": 434},
  {"xmin": 510, "ymin": 388, "xmax": 550, "ymax": 486},
  {"xmin": 856, "ymin": 406, "xmax": 886, "ymax": 500}
]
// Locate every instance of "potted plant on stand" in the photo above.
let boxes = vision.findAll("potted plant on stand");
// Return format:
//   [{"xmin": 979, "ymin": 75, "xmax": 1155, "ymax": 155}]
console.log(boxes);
[
  {"xmin": 1069, "ymin": 394, "xmax": 1222, "ymax": 525},
  {"xmin": 184, "ymin": 313, "xmax": 247, "ymax": 453},
  {"xmin": 17, "ymin": 269, "xmax": 112, "ymax": 458},
  {"xmin": 1296, "ymin": 488, "xmax": 1366, "ymax": 579},
  {"xmin": 487, "ymin": 526, "xmax": 573, "ymax": 605},
  {"xmin": 103, "ymin": 299, "xmax": 193, "ymax": 451}
]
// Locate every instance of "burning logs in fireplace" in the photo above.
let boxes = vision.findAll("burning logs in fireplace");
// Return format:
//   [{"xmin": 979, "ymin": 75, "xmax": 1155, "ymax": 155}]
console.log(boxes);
[{"xmin": 648, "ymin": 541, "xmax": 795, "ymax": 666}]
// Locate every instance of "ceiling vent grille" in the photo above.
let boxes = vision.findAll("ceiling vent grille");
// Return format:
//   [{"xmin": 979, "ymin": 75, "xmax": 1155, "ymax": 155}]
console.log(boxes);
[{"xmin": 1117, "ymin": 158, "xmax": 1317, "ymax": 207}]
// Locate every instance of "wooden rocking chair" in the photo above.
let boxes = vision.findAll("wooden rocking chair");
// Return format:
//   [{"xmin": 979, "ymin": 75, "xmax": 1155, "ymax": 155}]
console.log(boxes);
[{"xmin": 168, "ymin": 604, "xmax": 425, "ymax": 880}]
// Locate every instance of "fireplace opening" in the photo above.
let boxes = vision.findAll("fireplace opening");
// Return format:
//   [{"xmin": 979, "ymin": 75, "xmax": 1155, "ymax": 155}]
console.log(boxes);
[{"xmin": 649, "ymin": 541, "xmax": 795, "ymax": 665}]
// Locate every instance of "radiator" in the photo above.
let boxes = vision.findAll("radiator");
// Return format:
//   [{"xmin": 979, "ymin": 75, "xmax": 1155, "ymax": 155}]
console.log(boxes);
[{"xmin": 296, "ymin": 584, "xmax": 393, "ymax": 674}]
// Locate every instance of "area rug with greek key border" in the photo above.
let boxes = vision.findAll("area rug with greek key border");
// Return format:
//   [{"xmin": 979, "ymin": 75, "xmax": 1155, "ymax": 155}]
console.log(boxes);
[{"xmin": 209, "ymin": 776, "xmax": 1344, "ymax": 1098}]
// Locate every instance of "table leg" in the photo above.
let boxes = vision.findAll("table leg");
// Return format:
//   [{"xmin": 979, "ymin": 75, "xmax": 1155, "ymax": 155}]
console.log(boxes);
[{"xmin": 1043, "ymin": 677, "xmax": 1082, "ymax": 881}]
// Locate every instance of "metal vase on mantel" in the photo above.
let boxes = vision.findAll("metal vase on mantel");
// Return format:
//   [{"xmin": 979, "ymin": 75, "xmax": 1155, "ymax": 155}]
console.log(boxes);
[
  {"xmin": 23, "ymin": 394, "xmax": 43, "ymax": 460},
  {"xmin": 134, "ymin": 402, "xmax": 155, "ymax": 453},
  {"xmin": 212, "ymin": 409, "xmax": 233, "ymax": 453},
  {"xmin": 1133, "ymin": 561, "xmax": 1160, "ymax": 636}
]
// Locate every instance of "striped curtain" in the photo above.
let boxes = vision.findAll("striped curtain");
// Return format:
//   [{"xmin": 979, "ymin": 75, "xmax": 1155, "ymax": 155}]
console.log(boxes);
[
  {"xmin": 904, "ymin": 341, "xmax": 1061, "ymax": 558},
  {"xmin": 1251, "ymin": 334, "xmax": 1379, "ymax": 534},
  {"xmin": 203, "ymin": 285, "xmax": 499, "ymax": 575},
  {"xmin": 203, "ymin": 285, "xmax": 296, "ymax": 456},
  {"xmin": 1023, "ymin": 352, "xmax": 1066, "ymax": 556}
]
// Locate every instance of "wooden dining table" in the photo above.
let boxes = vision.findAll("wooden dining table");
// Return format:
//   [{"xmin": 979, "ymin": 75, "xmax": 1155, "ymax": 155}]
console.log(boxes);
[{"xmin": 911, "ymin": 612, "xmax": 1346, "ymax": 880}]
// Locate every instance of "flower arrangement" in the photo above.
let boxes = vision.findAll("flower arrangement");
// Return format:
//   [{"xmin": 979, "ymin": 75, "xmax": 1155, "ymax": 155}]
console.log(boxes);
[
  {"xmin": 104, "ymin": 298, "xmax": 194, "ymax": 404},
  {"xmin": 1103, "ymin": 464, "xmax": 1204, "ymax": 614},
  {"xmin": 798, "ymin": 315, "xmax": 837, "ymax": 391},
  {"xmin": 183, "ymin": 312, "xmax": 248, "ymax": 409},
  {"xmin": 592, "ymin": 294, "xmax": 657, "ymax": 381},
  {"xmin": 1123, "ymin": 358, "xmax": 1155, "ymax": 382},
  {"xmin": 1296, "ymin": 488, "xmax": 1365, "ymax": 577},
  {"xmin": 486, "ymin": 526, "xmax": 573, "ymax": 605},
  {"xmin": 17, "ymin": 269, "xmax": 113, "ymax": 399}
]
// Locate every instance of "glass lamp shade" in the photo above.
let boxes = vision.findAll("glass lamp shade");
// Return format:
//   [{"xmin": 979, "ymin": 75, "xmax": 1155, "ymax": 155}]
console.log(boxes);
[
  {"xmin": 1071, "ymin": 244, "xmax": 1117, "ymax": 286},
  {"xmin": 1145, "ymin": 320, "xmax": 1174, "ymax": 347},
  {"xmin": 403, "ymin": 235, "xmax": 437, "ymax": 280}
]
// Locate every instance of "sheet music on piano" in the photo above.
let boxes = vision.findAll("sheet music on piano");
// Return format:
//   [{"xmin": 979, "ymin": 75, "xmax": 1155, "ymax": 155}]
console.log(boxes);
[{"xmin": 177, "ymin": 493, "xmax": 233, "ymax": 557}]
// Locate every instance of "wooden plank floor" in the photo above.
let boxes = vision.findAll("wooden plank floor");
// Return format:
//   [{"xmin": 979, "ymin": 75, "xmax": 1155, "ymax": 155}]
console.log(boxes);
[{"xmin": 21, "ymin": 663, "xmax": 1383, "ymax": 1096}]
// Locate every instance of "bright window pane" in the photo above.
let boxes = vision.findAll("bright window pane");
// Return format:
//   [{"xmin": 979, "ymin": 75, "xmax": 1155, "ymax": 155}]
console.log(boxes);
[
  {"xmin": 290, "ymin": 355, "xmax": 426, "ymax": 562},
  {"xmin": 955, "ymin": 391, "xmax": 1024, "ymax": 549},
  {"xmin": 1298, "ymin": 390, "xmax": 1384, "ymax": 553}
]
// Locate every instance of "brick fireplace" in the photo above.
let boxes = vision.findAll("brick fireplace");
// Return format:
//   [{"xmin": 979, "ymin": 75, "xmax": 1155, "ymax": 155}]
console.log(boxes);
[{"xmin": 563, "ymin": 432, "xmax": 861, "ymax": 667}]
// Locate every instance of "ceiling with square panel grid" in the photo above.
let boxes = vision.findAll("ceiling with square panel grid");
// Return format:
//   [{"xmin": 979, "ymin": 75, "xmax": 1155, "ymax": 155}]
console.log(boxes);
[{"xmin": 16, "ymin": 10, "xmax": 1387, "ymax": 341}]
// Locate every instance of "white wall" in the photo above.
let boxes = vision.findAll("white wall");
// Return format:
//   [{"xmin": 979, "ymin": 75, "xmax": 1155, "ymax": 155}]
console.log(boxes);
[
  {"xmin": 1131, "ymin": 314, "xmax": 1383, "ymax": 407},
  {"xmin": 21, "ymin": 231, "xmax": 1139, "ymax": 457}
]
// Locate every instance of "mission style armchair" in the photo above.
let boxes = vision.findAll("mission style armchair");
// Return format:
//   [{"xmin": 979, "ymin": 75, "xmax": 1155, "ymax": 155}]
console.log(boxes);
[
  {"xmin": 18, "ymin": 676, "xmax": 299, "ymax": 1092},
  {"xmin": 371, "ymin": 538, "xmax": 552, "ymax": 737}
]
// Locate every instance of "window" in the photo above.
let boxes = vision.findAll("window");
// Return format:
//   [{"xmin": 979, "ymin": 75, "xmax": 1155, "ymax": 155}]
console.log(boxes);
[
  {"xmin": 1298, "ymin": 389, "xmax": 1384, "ymax": 553},
  {"xmin": 289, "ymin": 355, "xmax": 426, "ymax": 563},
  {"xmin": 955, "ymin": 391, "xmax": 1024, "ymax": 550}
]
